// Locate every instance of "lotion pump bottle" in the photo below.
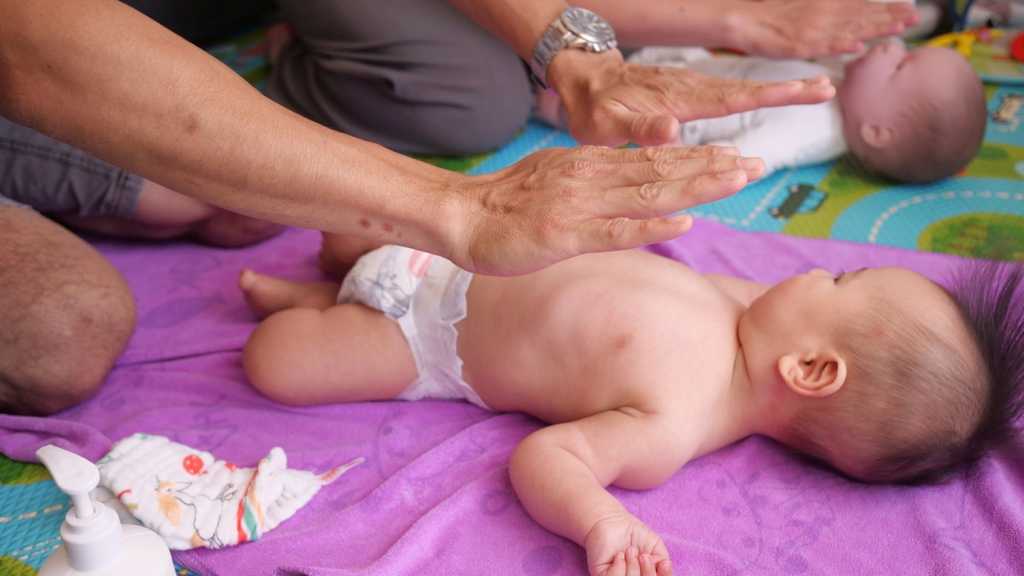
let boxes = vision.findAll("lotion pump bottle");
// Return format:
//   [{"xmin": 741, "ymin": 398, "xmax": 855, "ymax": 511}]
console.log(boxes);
[{"xmin": 36, "ymin": 445, "xmax": 175, "ymax": 576}]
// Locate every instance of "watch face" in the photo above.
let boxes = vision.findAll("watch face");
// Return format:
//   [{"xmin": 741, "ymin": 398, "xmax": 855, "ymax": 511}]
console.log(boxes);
[{"xmin": 561, "ymin": 7, "xmax": 616, "ymax": 45}]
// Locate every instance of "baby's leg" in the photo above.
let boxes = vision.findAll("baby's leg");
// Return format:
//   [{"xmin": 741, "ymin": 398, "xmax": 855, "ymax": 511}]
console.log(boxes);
[
  {"xmin": 318, "ymin": 232, "xmax": 383, "ymax": 279},
  {"xmin": 241, "ymin": 271, "xmax": 416, "ymax": 406},
  {"xmin": 239, "ymin": 269, "xmax": 339, "ymax": 318}
]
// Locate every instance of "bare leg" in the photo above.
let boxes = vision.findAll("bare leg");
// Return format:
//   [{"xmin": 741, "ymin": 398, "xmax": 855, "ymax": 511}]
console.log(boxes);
[
  {"xmin": 61, "ymin": 180, "xmax": 285, "ymax": 247},
  {"xmin": 239, "ymin": 269, "xmax": 339, "ymax": 318},
  {"xmin": 318, "ymin": 232, "xmax": 383, "ymax": 279},
  {"xmin": 240, "ymin": 270, "xmax": 417, "ymax": 405},
  {"xmin": 0, "ymin": 205, "xmax": 135, "ymax": 415}
]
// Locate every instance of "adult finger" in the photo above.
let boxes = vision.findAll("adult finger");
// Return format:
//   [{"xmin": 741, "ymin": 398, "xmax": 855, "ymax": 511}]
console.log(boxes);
[
  {"xmin": 579, "ymin": 214, "xmax": 695, "ymax": 254},
  {"xmin": 727, "ymin": 77, "xmax": 835, "ymax": 113},
  {"xmin": 600, "ymin": 153, "xmax": 763, "ymax": 190},
  {"xmin": 598, "ymin": 103, "xmax": 681, "ymax": 147},
  {"xmin": 599, "ymin": 167, "xmax": 752, "ymax": 219},
  {"xmin": 668, "ymin": 74, "xmax": 834, "ymax": 121},
  {"xmin": 571, "ymin": 144, "xmax": 741, "ymax": 165}
]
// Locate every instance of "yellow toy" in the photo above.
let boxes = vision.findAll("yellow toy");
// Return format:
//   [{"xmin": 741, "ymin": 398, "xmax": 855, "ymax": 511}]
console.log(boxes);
[{"xmin": 927, "ymin": 28, "xmax": 1003, "ymax": 57}]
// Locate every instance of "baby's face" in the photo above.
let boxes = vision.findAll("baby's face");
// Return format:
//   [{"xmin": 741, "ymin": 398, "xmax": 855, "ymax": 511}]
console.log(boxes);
[
  {"xmin": 739, "ymin": 267, "xmax": 956, "ymax": 366},
  {"xmin": 839, "ymin": 42, "xmax": 966, "ymax": 140}
]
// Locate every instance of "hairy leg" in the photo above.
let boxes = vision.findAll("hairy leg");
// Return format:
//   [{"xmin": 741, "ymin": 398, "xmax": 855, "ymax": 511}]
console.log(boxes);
[
  {"xmin": 0, "ymin": 205, "xmax": 136, "ymax": 415},
  {"xmin": 242, "ymin": 271, "xmax": 416, "ymax": 406}
]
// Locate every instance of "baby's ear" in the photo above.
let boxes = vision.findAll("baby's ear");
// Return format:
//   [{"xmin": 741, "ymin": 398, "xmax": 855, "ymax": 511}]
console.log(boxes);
[
  {"xmin": 777, "ymin": 351, "xmax": 847, "ymax": 398},
  {"xmin": 859, "ymin": 122, "xmax": 894, "ymax": 149}
]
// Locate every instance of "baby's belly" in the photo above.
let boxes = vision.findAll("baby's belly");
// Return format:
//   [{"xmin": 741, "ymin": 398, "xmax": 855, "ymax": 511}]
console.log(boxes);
[{"xmin": 456, "ymin": 269, "xmax": 681, "ymax": 423}]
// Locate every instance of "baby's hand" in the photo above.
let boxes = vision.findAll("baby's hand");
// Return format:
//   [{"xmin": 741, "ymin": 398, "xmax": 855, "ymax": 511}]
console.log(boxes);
[{"xmin": 584, "ymin": 513, "xmax": 673, "ymax": 576}]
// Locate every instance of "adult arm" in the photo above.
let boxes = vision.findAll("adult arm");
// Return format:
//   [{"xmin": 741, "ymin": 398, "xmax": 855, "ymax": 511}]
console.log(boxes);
[
  {"xmin": 448, "ymin": 0, "xmax": 837, "ymax": 147},
  {"xmin": 510, "ymin": 410, "xmax": 690, "ymax": 576},
  {"xmin": 575, "ymin": 0, "xmax": 918, "ymax": 57},
  {"xmin": 0, "ymin": 0, "xmax": 757, "ymax": 275}
]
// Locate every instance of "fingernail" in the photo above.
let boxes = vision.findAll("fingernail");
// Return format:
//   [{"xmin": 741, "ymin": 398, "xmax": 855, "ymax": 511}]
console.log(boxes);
[
  {"xmin": 716, "ymin": 169, "xmax": 745, "ymax": 182},
  {"xmin": 740, "ymin": 158, "xmax": 763, "ymax": 170}
]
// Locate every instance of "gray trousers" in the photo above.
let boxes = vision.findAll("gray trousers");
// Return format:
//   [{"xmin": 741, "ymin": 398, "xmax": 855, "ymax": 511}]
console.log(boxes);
[
  {"xmin": 268, "ymin": 0, "xmax": 533, "ymax": 155},
  {"xmin": 0, "ymin": 116, "xmax": 142, "ymax": 217}
]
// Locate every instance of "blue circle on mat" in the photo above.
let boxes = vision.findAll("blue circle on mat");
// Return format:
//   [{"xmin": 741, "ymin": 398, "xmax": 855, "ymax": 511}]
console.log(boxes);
[{"xmin": 831, "ymin": 178, "xmax": 1024, "ymax": 249}]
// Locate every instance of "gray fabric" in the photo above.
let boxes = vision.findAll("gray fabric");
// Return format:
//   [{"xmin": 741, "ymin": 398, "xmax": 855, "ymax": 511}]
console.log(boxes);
[
  {"xmin": 268, "ymin": 0, "xmax": 533, "ymax": 155},
  {"xmin": 0, "ymin": 116, "xmax": 142, "ymax": 218}
]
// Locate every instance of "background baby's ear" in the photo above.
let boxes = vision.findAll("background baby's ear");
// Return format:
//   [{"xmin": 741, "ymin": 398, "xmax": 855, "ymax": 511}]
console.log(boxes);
[
  {"xmin": 859, "ymin": 122, "xmax": 894, "ymax": 149},
  {"xmin": 777, "ymin": 352, "xmax": 847, "ymax": 398}
]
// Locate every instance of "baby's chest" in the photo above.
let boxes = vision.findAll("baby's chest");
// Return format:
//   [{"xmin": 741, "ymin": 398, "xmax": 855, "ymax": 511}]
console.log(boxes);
[{"xmin": 582, "ymin": 308, "xmax": 736, "ymax": 399}]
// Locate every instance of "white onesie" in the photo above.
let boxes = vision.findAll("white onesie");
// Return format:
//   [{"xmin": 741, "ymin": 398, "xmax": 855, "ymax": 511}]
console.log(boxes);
[{"xmin": 629, "ymin": 47, "xmax": 848, "ymax": 176}]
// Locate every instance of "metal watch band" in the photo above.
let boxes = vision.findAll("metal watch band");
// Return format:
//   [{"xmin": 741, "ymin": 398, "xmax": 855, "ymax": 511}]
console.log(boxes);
[{"xmin": 529, "ymin": 8, "xmax": 617, "ymax": 89}]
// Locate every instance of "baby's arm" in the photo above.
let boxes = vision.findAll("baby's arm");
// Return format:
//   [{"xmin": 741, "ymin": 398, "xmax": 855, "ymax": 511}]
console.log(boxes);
[{"xmin": 510, "ymin": 409, "xmax": 688, "ymax": 576}]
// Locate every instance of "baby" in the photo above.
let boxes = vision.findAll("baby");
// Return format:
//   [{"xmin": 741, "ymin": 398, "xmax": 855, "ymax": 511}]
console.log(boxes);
[
  {"xmin": 541, "ymin": 41, "xmax": 988, "ymax": 183},
  {"xmin": 240, "ymin": 233, "xmax": 1023, "ymax": 575}
]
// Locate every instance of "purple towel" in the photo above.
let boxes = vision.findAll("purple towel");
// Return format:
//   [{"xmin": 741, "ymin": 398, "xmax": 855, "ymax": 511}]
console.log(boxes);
[{"xmin": 2, "ymin": 221, "xmax": 1021, "ymax": 575}]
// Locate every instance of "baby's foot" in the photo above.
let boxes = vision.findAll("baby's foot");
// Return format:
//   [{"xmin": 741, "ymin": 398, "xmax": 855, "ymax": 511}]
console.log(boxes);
[{"xmin": 240, "ymin": 269, "xmax": 339, "ymax": 318}]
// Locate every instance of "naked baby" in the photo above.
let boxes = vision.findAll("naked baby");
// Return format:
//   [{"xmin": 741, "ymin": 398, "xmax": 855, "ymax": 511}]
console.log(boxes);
[{"xmin": 239, "ymin": 183, "xmax": 1022, "ymax": 575}]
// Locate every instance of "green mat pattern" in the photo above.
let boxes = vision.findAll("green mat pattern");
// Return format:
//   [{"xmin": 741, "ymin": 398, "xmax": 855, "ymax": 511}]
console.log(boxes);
[{"xmin": 0, "ymin": 458, "xmax": 199, "ymax": 576}]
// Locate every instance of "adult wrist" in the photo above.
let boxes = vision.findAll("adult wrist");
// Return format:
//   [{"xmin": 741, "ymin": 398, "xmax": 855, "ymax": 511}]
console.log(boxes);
[
  {"xmin": 719, "ymin": 3, "xmax": 755, "ymax": 53},
  {"xmin": 421, "ymin": 167, "xmax": 479, "ymax": 266},
  {"xmin": 547, "ymin": 48, "xmax": 624, "ymax": 99}
]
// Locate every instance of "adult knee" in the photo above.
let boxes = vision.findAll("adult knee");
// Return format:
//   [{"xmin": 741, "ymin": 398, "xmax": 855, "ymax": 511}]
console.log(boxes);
[
  {"xmin": 3, "ymin": 272, "xmax": 136, "ymax": 415},
  {"xmin": 268, "ymin": 1, "xmax": 534, "ymax": 156}
]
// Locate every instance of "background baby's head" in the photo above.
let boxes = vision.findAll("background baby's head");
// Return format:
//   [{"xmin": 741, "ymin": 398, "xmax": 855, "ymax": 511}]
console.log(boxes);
[
  {"xmin": 838, "ymin": 43, "xmax": 986, "ymax": 184},
  {"xmin": 739, "ymin": 265, "xmax": 1024, "ymax": 483}
]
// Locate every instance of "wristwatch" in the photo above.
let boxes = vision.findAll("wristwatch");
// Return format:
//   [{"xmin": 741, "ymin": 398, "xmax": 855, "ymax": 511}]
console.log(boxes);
[{"xmin": 530, "ymin": 7, "xmax": 618, "ymax": 89}]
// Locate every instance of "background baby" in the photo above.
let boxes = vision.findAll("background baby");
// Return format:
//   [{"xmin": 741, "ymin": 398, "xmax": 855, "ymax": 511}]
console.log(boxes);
[{"xmin": 551, "ymin": 41, "xmax": 988, "ymax": 183}]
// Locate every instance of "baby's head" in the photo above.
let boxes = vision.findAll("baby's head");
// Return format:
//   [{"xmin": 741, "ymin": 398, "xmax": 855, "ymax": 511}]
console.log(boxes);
[
  {"xmin": 739, "ymin": 265, "xmax": 1024, "ymax": 483},
  {"xmin": 839, "ymin": 42, "xmax": 986, "ymax": 183}
]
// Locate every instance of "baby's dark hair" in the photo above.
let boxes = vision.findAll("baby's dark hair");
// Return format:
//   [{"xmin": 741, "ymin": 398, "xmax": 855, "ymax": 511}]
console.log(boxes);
[{"xmin": 785, "ymin": 264, "xmax": 1024, "ymax": 484}]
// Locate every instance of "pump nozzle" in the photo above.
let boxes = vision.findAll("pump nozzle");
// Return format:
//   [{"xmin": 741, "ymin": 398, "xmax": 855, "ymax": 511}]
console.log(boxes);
[{"xmin": 37, "ymin": 445, "xmax": 99, "ymax": 519}]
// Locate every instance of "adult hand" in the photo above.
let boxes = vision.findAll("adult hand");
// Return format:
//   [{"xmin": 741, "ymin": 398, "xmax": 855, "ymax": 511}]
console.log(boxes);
[
  {"xmin": 449, "ymin": 144, "xmax": 763, "ymax": 276},
  {"xmin": 724, "ymin": 0, "xmax": 919, "ymax": 59},
  {"xmin": 548, "ymin": 49, "xmax": 835, "ymax": 147}
]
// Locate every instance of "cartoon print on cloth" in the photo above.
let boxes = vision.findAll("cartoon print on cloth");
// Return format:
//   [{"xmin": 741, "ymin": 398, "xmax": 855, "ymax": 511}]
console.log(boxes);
[
  {"xmin": 96, "ymin": 434, "xmax": 364, "ymax": 550},
  {"xmin": 338, "ymin": 246, "xmax": 433, "ymax": 319}
]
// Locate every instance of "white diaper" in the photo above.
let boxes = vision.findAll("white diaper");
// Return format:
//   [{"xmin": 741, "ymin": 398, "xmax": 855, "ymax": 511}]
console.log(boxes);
[{"xmin": 337, "ymin": 245, "xmax": 488, "ymax": 409}]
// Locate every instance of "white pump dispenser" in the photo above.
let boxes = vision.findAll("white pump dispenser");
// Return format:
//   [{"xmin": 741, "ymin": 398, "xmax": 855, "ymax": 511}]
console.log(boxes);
[{"xmin": 36, "ymin": 445, "xmax": 176, "ymax": 576}]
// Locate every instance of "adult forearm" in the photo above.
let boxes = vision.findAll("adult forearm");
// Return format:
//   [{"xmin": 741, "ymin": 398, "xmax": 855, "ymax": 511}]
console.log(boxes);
[
  {"xmin": 573, "ymin": 0, "xmax": 737, "ymax": 48},
  {"xmin": 0, "ymin": 0, "xmax": 457, "ymax": 252}
]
